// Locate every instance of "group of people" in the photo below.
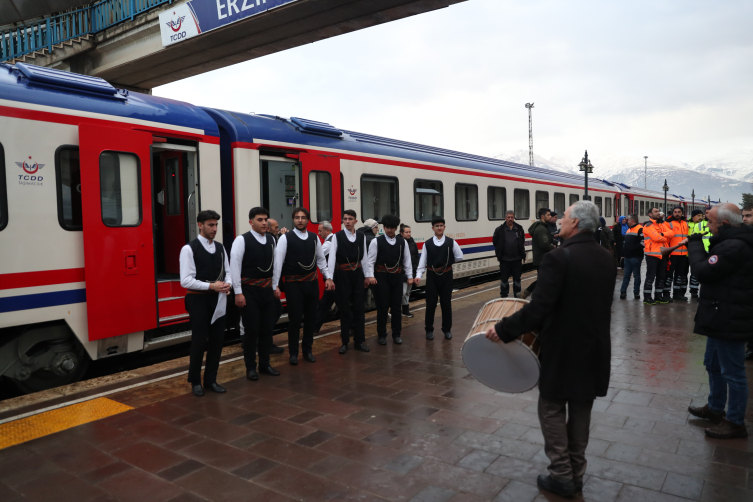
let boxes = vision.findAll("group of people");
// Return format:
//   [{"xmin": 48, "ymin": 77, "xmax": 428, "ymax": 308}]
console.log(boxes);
[{"xmin": 179, "ymin": 207, "xmax": 463, "ymax": 397}]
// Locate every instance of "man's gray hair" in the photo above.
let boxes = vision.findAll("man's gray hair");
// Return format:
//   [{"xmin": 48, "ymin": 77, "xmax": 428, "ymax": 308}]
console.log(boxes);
[
  {"xmin": 320, "ymin": 221, "xmax": 333, "ymax": 232},
  {"xmin": 570, "ymin": 201, "xmax": 599, "ymax": 233},
  {"xmin": 716, "ymin": 203, "xmax": 743, "ymax": 227},
  {"xmin": 505, "ymin": 210, "xmax": 515, "ymax": 217},
  {"xmin": 628, "ymin": 213, "xmax": 639, "ymax": 224}
]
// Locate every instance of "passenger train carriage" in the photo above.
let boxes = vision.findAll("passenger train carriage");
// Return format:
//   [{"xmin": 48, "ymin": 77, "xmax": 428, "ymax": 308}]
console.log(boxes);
[{"xmin": 0, "ymin": 64, "xmax": 717, "ymax": 393}]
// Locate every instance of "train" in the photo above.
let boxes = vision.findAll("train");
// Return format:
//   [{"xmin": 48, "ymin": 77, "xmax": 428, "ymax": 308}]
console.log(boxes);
[{"xmin": 0, "ymin": 63, "xmax": 720, "ymax": 393}]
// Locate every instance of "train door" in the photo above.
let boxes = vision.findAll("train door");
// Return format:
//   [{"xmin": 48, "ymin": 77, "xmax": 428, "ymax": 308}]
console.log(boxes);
[
  {"xmin": 262, "ymin": 156, "xmax": 300, "ymax": 231},
  {"xmin": 300, "ymin": 152, "xmax": 341, "ymax": 233},
  {"xmin": 79, "ymin": 125, "xmax": 157, "ymax": 341}
]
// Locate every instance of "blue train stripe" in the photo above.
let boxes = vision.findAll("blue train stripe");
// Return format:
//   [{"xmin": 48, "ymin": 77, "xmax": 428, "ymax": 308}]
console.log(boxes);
[
  {"xmin": 462, "ymin": 245, "xmax": 495, "ymax": 254},
  {"xmin": 0, "ymin": 289, "xmax": 87, "ymax": 313}
]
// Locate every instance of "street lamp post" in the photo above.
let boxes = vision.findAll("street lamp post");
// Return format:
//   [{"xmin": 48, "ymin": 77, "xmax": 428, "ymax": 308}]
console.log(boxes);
[
  {"xmin": 691, "ymin": 189, "xmax": 695, "ymax": 212},
  {"xmin": 578, "ymin": 150, "xmax": 594, "ymax": 200},
  {"xmin": 662, "ymin": 179, "xmax": 669, "ymax": 214},
  {"xmin": 644, "ymin": 156, "xmax": 648, "ymax": 189},
  {"xmin": 707, "ymin": 194, "xmax": 710, "ymax": 210}
]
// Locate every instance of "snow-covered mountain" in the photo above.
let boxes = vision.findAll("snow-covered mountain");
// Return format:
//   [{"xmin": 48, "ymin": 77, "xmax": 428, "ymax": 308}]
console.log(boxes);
[{"xmin": 494, "ymin": 150, "xmax": 752, "ymax": 204}]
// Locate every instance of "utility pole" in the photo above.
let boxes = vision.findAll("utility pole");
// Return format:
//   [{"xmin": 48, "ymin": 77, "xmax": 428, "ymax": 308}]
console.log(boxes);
[
  {"xmin": 525, "ymin": 103, "xmax": 534, "ymax": 166},
  {"xmin": 644, "ymin": 156, "xmax": 648, "ymax": 189}
]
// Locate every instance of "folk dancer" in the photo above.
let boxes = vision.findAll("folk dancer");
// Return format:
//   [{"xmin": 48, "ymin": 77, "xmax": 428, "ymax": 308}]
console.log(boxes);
[
  {"xmin": 179, "ymin": 210, "xmax": 232, "ymax": 397},
  {"xmin": 231, "ymin": 207, "xmax": 281, "ymax": 381},
  {"xmin": 415, "ymin": 216, "xmax": 464, "ymax": 340},
  {"xmin": 364, "ymin": 214, "xmax": 414, "ymax": 345},
  {"xmin": 272, "ymin": 207, "xmax": 333, "ymax": 365},
  {"xmin": 327, "ymin": 210, "xmax": 370, "ymax": 353}
]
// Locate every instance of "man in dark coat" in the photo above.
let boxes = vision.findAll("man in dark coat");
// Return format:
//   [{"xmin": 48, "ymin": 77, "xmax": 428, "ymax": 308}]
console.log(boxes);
[
  {"xmin": 486, "ymin": 200, "xmax": 615, "ymax": 498},
  {"xmin": 521, "ymin": 207, "xmax": 556, "ymax": 299},
  {"xmin": 400, "ymin": 224, "xmax": 420, "ymax": 317},
  {"xmin": 687, "ymin": 203, "xmax": 753, "ymax": 439},
  {"xmin": 492, "ymin": 210, "xmax": 526, "ymax": 298}
]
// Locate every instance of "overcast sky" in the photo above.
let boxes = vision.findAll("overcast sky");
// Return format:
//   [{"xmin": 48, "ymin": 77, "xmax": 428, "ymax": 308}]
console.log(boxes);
[{"xmin": 156, "ymin": 0, "xmax": 753, "ymax": 166}]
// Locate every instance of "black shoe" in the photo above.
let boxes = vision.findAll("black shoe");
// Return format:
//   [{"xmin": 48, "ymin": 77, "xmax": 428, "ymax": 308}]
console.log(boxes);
[
  {"xmin": 688, "ymin": 404, "xmax": 726, "ymax": 424},
  {"xmin": 674, "ymin": 295, "xmax": 687, "ymax": 302},
  {"xmin": 444, "ymin": 331, "xmax": 452, "ymax": 340},
  {"xmin": 619, "ymin": 292, "xmax": 627, "ymax": 299},
  {"xmin": 664, "ymin": 295, "xmax": 673, "ymax": 303},
  {"xmin": 259, "ymin": 366, "xmax": 280, "ymax": 376},
  {"xmin": 426, "ymin": 331, "xmax": 434, "ymax": 340},
  {"xmin": 289, "ymin": 355, "xmax": 298, "ymax": 365},
  {"xmin": 192, "ymin": 384, "xmax": 204, "ymax": 397},
  {"xmin": 574, "ymin": 480, "xmax": 583, "ymax": 493},
  {"xmin": 246, "ymin": 370, "xmax": 259, "ymax": 381},
  {"xmin": 705, "ymin": 418, "xmax": 749, "ymax": 439},
  {"xmin": 536, "ymin": 474, "xmax": 575, "ymax": 499},
  {"xmin": 303, "ymin": 352, "xmax": 316, "ymax": 363},
  {"xmin": 269, "ymin": 345, "xmax": 284, "ymax": 355},
  {"xmin": 355, "ymin": 343, "xmax": 370, "ymax": 352},
  {"xmin": 339, "ymin": 344, "xmax": 348, "ymax": 354},
  {"xmin": 207, "ymin": 383, "xmax": 226, "ymax": 394},
  {"xmin": 657, "ymin": 295, "xmax": 669, "ymax": 304},
  {"xmin": 402, "ymin": 305, "xmax": 414, "ymax": 318},
  {"xmin": 393, "ymin": 337, "xmax": 402, "ymax": 345},
  {"xmin": 643, "ymin": 296, "xmax": 656, "ymax": 305},
  {"xmin": 378, "ymin": 337, "xmax": 387, "ymax": 346},
  {"xmin": 746, "ymin": 350, "xmax": 753, "ymax": 361},
  {"xmin": 634, "ymin": 294, "xmax": 641, "ymax": 300}
]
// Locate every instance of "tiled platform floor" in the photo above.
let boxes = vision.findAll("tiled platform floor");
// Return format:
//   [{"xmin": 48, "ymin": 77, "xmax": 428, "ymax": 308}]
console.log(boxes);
[{"xmin": 1, "ymin": 271, "xmax": 753, "ymax": 502}]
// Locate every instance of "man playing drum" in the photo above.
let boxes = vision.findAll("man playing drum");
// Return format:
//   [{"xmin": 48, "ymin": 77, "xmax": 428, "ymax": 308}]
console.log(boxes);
[{"xmin": 485, "ymin": 201, "xmax": 615, "ymax": 498}]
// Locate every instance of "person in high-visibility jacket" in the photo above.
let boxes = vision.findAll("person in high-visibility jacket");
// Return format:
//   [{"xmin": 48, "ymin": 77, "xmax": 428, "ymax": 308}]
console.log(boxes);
[
  {"xmin": 665, "ymin": 206, "xmax": 690, "ymax": 301},
  {"xmin": 642, "ymin": 207, "xmax": 674, "ymax": 304},
  {"xmin": 687, "ymin": 209, "xmax": 706, "ymax": 299}
]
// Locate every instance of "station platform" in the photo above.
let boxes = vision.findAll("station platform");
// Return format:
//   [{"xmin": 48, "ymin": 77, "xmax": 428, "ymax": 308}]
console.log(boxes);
[{"xmin": 1, "ymin": 270, "xmax": 752, "ymax": 502}]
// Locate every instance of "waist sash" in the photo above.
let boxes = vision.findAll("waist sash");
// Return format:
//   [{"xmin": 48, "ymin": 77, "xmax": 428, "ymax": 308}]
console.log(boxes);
[
  {"xmin": 337, "ymin": 262, "xmax": 362, "ymax": 271},
  {"xmin": 284, "ymin": 270, "xmax": 318, "ymax": 283},
  {"xmin": 375, "ymin": 264, "xmax": 403, "ymax": 274},
  {"xmin": 242, "ymin": 277, "xmax": 272, "ymax": 288}
]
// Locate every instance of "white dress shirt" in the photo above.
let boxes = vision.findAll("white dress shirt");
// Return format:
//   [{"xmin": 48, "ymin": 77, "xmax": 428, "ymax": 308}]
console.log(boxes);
[
  {"xmin": 272, "ymin": 228, "xmax": 331, "ymax": 290},
  {"xmin": 327, "ymin": 228, "xmax": 369, "ymax": 278},
  {"xmin": 321, "ymin": 233, "xmax": 334, "ymax": 258},
  {"xmin": 230, "ymin": 229, "xmax": 274, "ymax": 295},
  {"xmin": 415, "ymin": 235, "xmax": 464, "ymax": 280},
  {"xmin": 179, "ymin": 234, "xmax": 232, "ymax": 324},
  {"xmin": 364, "ymin": 234, "xmax": 414, "ymax": 279}
]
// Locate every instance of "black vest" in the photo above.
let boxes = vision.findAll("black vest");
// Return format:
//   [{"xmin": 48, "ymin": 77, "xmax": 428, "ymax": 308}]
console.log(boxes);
[
  {"xmin": 240, "ymin": 232, "xmax": 275, "ymax": 279},
  {"xmin": 424, "ymin": 237, "xmax": 456, "ymax": 269},
  {"xmin": 335, "ymin": 230, "xmax": 362, "ymax": 265},
  {"xmin": 189, "ymin": 238, "xmax": 226, "ymax": 284},
  {"xmin": 282, "ymin": 231, "xmax": 318, "ymax": 276},
  {"xmin": 375, "ymin": 235, "xmax": 405, "ymax": 271}
]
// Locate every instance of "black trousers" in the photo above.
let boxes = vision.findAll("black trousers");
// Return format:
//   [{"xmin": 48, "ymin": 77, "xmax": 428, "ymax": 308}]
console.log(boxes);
[
  {"xmin": 644, "ymin": 256, "xmax": 667, "ymax": 298},
  {"xmin": 334, "ymin": 268, "xmax": 366, "ymax": 345},
  {"xmin": 240, "ymin": 285, "xmax": 276, "ymax": 371},
  {"xmin": 425, "ymin": 271, "xmax": 453, "ymax": 333},
  {"xmin": 186, "ymin": 293, "xmax": 226, "ymax": 386},
  {"xmin": 667, "ymin": 255, "xmax": 689, "ymax": 297},
  {"xmin": 284, "ymin": 280, "xmax": 318, "ymax": 355},
  {"xmin": 375, "ymin": 271, "xmax": 403, "ymax": 339},
  {"xmin": 314, "ymin": 289, "xmax": 337, "ymax": 332},
  {"xmin": 499, "ymin": 259, "xmax": 522, "ymax": 297}
]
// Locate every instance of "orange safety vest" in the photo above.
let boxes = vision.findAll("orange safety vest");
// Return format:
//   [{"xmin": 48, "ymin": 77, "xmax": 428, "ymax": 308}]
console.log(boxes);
[
  {"xmin": 642, "ymin": 219, "xmax": 674, "ymax": 258},
  {"xmin": 667, "ymin": 219, "xmax": 688, "ymax": 256}
]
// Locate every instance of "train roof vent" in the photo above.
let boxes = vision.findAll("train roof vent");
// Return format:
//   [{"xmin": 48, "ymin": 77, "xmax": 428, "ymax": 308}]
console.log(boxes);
[
  {"xmin": 15, "ymin": 63, "xmax": 123, "ymax": 98},
  {"xmin": 289, "ymin": 117, "xmax": 343, "ymax": 138}
]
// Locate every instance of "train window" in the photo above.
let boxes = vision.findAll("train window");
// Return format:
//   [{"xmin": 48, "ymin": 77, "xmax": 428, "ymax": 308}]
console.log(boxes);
[
  {"xmin": 624, "ymin": 198, "xmax": 629, "ymax": 217},
  {"xmin": 100, "ymin": 152, "xmax": 141, "ymax": 227},
  {"xmin": 535, "ymin": 191, "xmax": 549, "ymax": 213},
  {"xmin": 640, "ymin": 201, "xmax": 645, "ymax": 216},
  {"xmin": 514, "ymin": 189, "xmax": 530, "ymax": 220},
  {"xmin": 309, "ymin": 171, "xmax": 332, "ymax": 223},
  {"xmin": 594, "ymin": 196, "xmax": 603, "ymax": 216},
  {"xmin": 606, "ymin": 197, "xmax": 612, "ymax": 217},
  {"xmin": 56, "ymin": 147, "xmax": 83, "ymax": 231},
  {"xmin": 0, "ymin": 143, "xmax": 6, "ymax": 231},
  {"xmin": 414, "ymin": 179, "xmax": 443, "ymax": 222},
  {"xmin": 569, "ymin": 194, "xmax": 579, "ymax": 206},
  {"xmin": 487, "ymin": 186, "xmax": 506, "ymax": 220},
  {"xmin": 361, "ymin": 175, "xmax": 398, "ymax": 222},
  {"xmin": 554, "ymin": 193, "xmax": 565, "ymax": 215},
  {"xmin": 455, "ymin": 183, "xmax": 478, "ymax": 221},
  {"xmin": 165, "ymin": 157, "xmax": 181, "ymax": 215}
]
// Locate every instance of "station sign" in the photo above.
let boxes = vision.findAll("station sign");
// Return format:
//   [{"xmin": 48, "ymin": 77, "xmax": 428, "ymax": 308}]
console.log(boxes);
[{"xmin": 159, "ymin": 0, "xmax": 299, "ymax": 47}]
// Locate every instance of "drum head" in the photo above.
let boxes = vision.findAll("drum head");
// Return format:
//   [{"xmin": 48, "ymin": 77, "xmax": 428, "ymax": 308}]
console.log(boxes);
[{"xmin": 461, "ymin": 334, "xmax": 540, "ymax": 393}]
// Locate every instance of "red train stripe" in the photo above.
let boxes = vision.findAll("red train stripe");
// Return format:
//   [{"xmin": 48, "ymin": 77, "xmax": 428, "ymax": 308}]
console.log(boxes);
[{"xmin": 0, "ymin": 268, "xmax": 86, "ymax": 291}]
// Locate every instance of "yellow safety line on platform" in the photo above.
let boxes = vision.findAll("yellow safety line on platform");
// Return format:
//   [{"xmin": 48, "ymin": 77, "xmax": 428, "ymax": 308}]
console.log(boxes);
[{"xmin": 0, "ymin": 397, "xmax": 132, "ymax": 450}]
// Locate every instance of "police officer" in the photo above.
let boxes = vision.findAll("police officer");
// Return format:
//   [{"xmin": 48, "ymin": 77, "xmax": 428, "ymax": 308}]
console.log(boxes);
[
  {"xmin": 365, "ymin": 214, "xmax": 414, "ymax": 345},
  {"xmin": 415, "ymin": 216, "xmax": 464, "ymax": 340},
  {"xmin": 689, "ymin": 208, "xmax": 711, "ymax": 300},
  {"xmin": 642, "ymin": 207, "xmax": 674, "ymax": 305},
  {"xmin": 272, "ymin": 207, "xmax": 333, "ymax": 365},
  {"xmin": 180, "ymin": 210, "xmax": 232, "ymax": 396},
  {"xmin": 231, "ymin": 207, "xmax": 281, "ymax": 381}
]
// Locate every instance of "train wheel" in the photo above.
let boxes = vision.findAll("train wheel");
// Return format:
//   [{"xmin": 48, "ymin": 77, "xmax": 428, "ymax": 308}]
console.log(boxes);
[{"xmin": 1, "ymin": 323, "xmax": 90, "ymax": 395}]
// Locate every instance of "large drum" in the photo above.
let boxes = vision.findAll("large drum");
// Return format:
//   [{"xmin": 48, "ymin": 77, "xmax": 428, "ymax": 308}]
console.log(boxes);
[{"xmin": 461, "ymin": 298, "xmax": 540, "ymax": 393}]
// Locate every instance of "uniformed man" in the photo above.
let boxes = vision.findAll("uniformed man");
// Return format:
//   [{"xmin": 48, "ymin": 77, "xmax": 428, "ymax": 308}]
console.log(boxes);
[
  {"xmin": 415, "ymin": 216, "xmax": 464, "ymax": 340},
  {"xmin": 689, "ymin": 208, "xmax": 711, "ymax": 300},
  {"xmin": 364, "ymin": 214, "xmax": 414, "ymax": 345},
  {"xmin": 665, "ymin": 206, "xmax": 689, "ymax": 301},
  {"xmin": 327, "ymin": 210, "xmax": 370, "ymax": 353},
  {"xmin": 179, "ymin": 210, "xmax": 232, "ymax": 396},
  {"xmin": 314, "ymin": 221, "xmax": 336, "ymax": 335},
  {"xmin": 687, "ymin": 209, "xmax": 704, "ymax": 299},
  {"xmin": 231, "ymin": 207, "xmax": 281, "ymax": 381},
  {"xmin": 642, "ymin": 207, "xmax": 674, "ymax": 305},
  {"xmin": 272, "ymin": 207, "xmax": 333, "ymax": 365}
]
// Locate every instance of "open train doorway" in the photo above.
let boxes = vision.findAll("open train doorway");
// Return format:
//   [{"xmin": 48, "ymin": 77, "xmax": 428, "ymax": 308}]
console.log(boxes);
[{"xmin": 261, "ymin": 156, "xmax": 300, "ymax": 231}]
